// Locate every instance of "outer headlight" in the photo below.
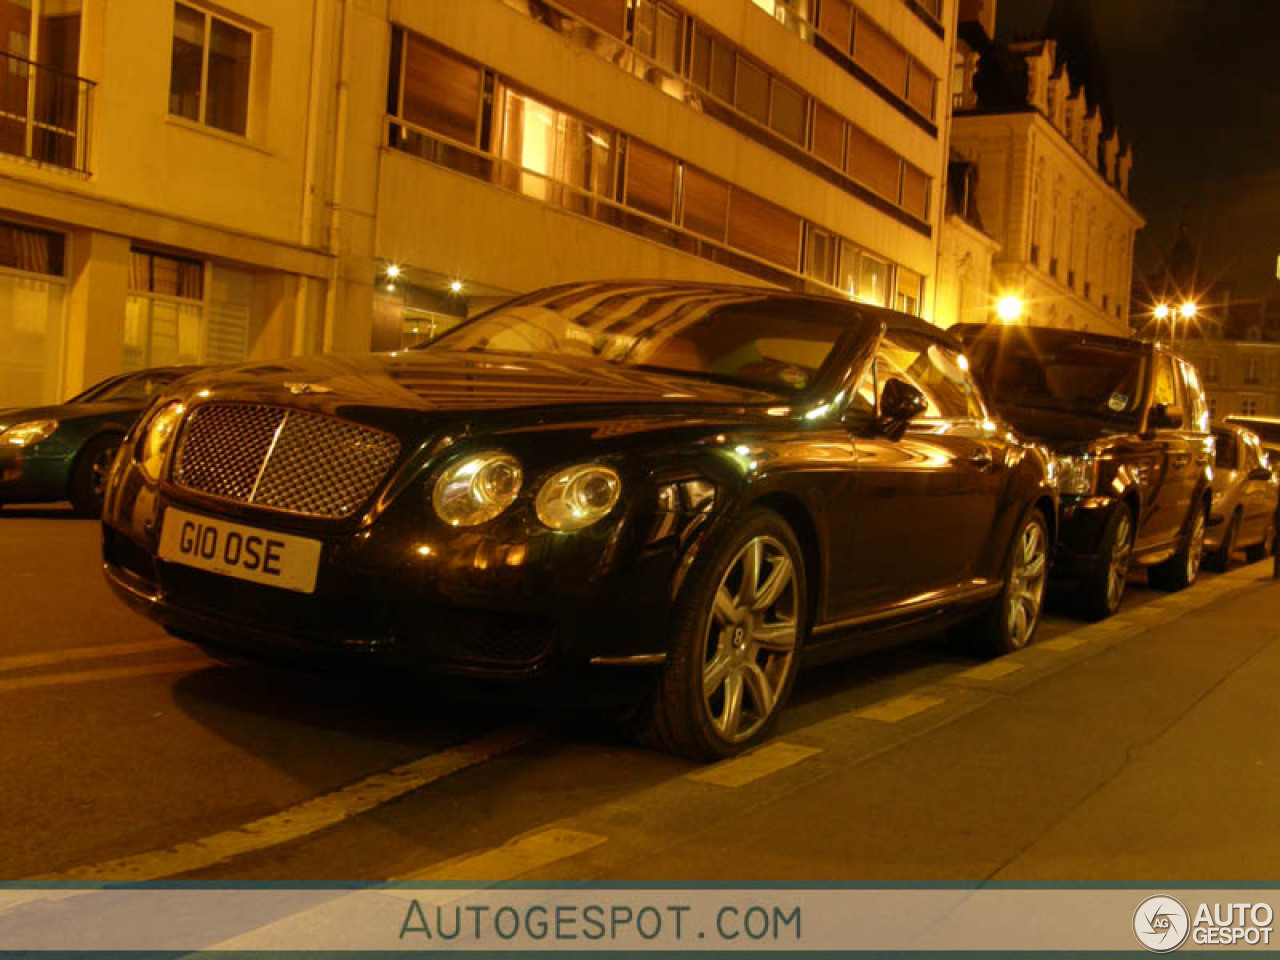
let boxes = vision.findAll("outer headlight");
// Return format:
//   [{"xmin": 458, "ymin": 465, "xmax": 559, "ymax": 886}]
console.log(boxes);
[
  {"xmin": 1053, "ymin": 454, "xmax": 1096, "ymax": 497},
  {"xmin": 1, "ymin": 419, "xmax": 58, "ymax": 447},
  {"xmin": 432, "ymin": 451, "xmax": 522, "ymax": 526},
  {"xmin": 139, "ymin": 401, "xmax": 186, "ymax": 480},
  {"xmin": 536, "ymin": 464, "xmax": 621, "ymax": 531}
]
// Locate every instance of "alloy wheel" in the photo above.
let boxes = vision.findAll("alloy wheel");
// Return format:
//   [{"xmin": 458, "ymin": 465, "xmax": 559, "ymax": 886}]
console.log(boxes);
[
  {"xmin": 1186, "ymin": 509, "xmax": 1206, "ymax": 582},
  {"xmin": 702, "ymin": 535, "xmax": 798, "ymax": 743},
  {"xmin": 1005, "ymin": 519, "xmax": 1048, "ymax": 649},
  {"xmin": 1107, "ymin": 513, "xmax": 1134, "ymax": 610}
]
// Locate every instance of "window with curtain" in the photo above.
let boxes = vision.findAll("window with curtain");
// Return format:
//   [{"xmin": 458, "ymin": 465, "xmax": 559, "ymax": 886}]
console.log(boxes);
[
  {"xmin": 817, "ymin": 0, "xmax": 853, "ymax": 50},
  {"xmin": 847, "ymin": 125, "xmax": 901, "ymax": 202},
  {"xmin": 900, "ymin": 164, "xmax": 929, "ymax": 220},
  {"xmin": 811, "ymin": 102, "xmax": 844, "ymax": 168},
  {"xmin": 401, "ymin": 34, "xmax": 482, "ymax": 144},
  {"xmin": 498, "ymin": 89, "xmax": 614, "ymax": 210},
  {"xmin": 853, "ymin": 13, "xmax": 907, "ymax": 98},
  {"xmin": 727, "ymin": 189, "xmax": 801, "ymax": 269},
  {"xmin": 681, "ymin": 166, "xmax": 729, "ymax": 242},
  {"xmin": 557, "ymin": 0, "xmax": 627, "ymax": 38},
  {"xmin": 905, "ymin": 60, "xmax": 936, "ymax": 118},
  {"xmin": 895, "ymin": 267, "xmax": 922, "ymax": 316},
  {"xmin": 734, "ymin": 57, "xmax": 770, "ymax": 125},
  {"xmin": 624, "ymin": 139, "xmax": 677, "ymax": 221},
  {"xmin": 769, "ymin": 77, "xmax": 806, "ymax": 145},
  {"xmin": 634, "ymin": 0, "xmax": 683, "ymax": 72}
]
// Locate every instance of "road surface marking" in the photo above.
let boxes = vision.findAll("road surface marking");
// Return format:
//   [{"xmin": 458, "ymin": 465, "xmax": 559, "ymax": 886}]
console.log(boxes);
[
  {"xmin": 958, "ymin": 659, "xmax": 1023, "ymax": 681},
  {"xmin": 687, "ymin": 741, "xmax": 822, "ymax": 788},
  {"xmin": 1038, "ymin": 635, "xmax": 1088, "ymax": 652},
  {"xmin": 44, "ymin": 726, "xmax": 544, "ymax": 881},
  {"xmin": 401, "ymin": 828, "xmax": 607, "ymax": 881},
  {"xmin": 0, "ymin": 638, "xmax": 184, "ymax": 675},
  {"xmin": 0, "ymin": 660, "xmax": 205, "ymax": 693},
  {"xmin": 855, "ymin": 693, "xmax": 945, "ymax": 723}
]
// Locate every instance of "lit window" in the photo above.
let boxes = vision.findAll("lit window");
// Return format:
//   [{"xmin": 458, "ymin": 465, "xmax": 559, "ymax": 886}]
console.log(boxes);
[{"xmin": 169, "ymin": 2, "xmax": 254, "ymax": 136}]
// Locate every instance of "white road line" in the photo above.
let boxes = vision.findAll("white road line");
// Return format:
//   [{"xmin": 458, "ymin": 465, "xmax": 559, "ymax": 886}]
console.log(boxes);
[
  {"xmin": 687, "ymin": 741, "xmax": 821, "ymax": 788},
  {"xmin": 0, "ymin": 638, "xmax": 184, "ymax": 675},
  {"xmin": 855, "ymin": 693, "xmax": 945, "ymax": 723},
  {"xmin": 401, "ymin": 828, "xmax": 608, "ymax": 882},
  {"xmin": 958, "ymin": 659, "xmax": 1024, "ymax": 681},
  {"xmin": 1037, "ymin": 635, "xmax": 1088, "ymax": 652},
  {"xmin": 0, "ymin": 660, "xmax": 205, "ymax": 694},
  {"xmin": 43, "ymin": 726, "xmax": 544, "ymax": 881}
]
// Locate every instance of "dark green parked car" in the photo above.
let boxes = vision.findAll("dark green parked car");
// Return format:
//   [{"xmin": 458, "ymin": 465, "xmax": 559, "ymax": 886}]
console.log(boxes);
[{"xmin": 0, "ymin": 368, "xmax": 197, "ymax": 517}]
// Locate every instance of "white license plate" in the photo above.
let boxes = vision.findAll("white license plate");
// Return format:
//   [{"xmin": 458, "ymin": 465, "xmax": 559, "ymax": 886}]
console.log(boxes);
[{"xmin": 158, "ymin": 507, "xmax": 323, "ymax": 594}]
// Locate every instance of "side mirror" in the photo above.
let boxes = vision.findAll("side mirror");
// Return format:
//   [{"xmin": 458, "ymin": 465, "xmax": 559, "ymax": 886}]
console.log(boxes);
[
  {"xmin": 1148, "ymin": 403, "xmax": 1184, "ymax": 430},
  {"xmin": 878, "ymin": 377, "xmax": 928, "ymax": 439}
]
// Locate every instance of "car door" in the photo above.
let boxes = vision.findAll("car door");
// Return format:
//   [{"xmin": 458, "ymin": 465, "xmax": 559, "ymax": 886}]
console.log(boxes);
[
  {"xmin": 827, "ymin": 328, "xmax": 1009, "ymax": 621},
  {"xmin": 1142, "ymin": 352, "xmax": 1198, "ymax": 548},
  {"xmin": 1239, "ymin": 432, "xmax": 1272, "ymax": 542}
]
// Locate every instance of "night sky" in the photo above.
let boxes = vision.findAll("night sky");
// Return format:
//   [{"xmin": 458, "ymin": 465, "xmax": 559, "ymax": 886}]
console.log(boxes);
[{"xmin": 996, "ymin": 0, "xmax": 1280, "ymax": 301}]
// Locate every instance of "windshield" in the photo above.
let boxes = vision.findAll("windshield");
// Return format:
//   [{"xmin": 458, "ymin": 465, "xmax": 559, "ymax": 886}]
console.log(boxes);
[
  {"xmin": 428, "ymin": 284, "xmax": 859, "ymax": 396},
  {"xmin": 72, "ymin": 370, "xmax": 184, "ymax": 404},
  {"xmin": 965, "ymin": 331, "xmax": 1147, "ymax": 422}
]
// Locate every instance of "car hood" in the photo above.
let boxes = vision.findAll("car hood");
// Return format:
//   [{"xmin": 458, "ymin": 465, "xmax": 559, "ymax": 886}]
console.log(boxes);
[
  {"xmin": 0, "ymin": 400, "xmax": 146, "ymax": 433},
  {"xmin": 172, "ymin": 351, "xmax": 789, "ymax": 417},
  {"xmin": 985, "ymin": 402, "xmax": 1134, "ymax": 453}
]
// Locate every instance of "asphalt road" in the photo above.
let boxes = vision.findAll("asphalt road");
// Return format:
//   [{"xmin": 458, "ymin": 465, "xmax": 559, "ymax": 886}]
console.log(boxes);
[{"xmin": 3, "ymin": 503, "xmax": 1277, "ymax": 882}]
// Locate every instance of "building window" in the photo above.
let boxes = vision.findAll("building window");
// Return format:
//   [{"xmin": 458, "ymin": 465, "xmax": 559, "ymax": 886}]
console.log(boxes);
[
  {"xmin": 810, "ymin": 102, "xmax": 845, "ymax": 169},
  {"xmin": 130, "ymin": 249, "xmax": 204, "ymax": 300},
  {"xmin": 727, "ymin": 189, "xmax": 801, "ymax": 269},
  {"xmin": 1242, "ymin": 397, "xmax": 1259, "ymax": 416},
  {"xmin": 769, "ymin": 76, "xmax": 806, "ymax": 145},
  {"xmin": 1204, "ymin": 357, "xmax": 1219, "ymax": 383},
  {"xmin": 734, "ymin": 57, "xmax": 770, "ymax": 125},
  {"xmin": 896, "ymin": 267, "xmax": 922, "ymax": 316},
  {"xmin": 1207, "ymin": 396, "xmax": 1217, "ymax": 419},
  {"xmin": 400, "ymin": 34, "xmax": 483, "ymax": 146},
  {"xmin": 847, "ymin": 125, "xmax": 900, "ymax": 203},
  {"xmin": 1245, "ymin": 356, "xmax": 1262, "ymax": 385},
  {"xmin": 633, "ymin": 0, "xmax": 683, "ymax": 73},
  {"xmin": 557, "ymin": 0, "xmax": 627, "ymax": 38},
  {"xmin": 804, "ymin": 225, "xmax": 838, "ymax": 286},
  {"xmin": 900, "ymin": 163, "xmax": 929, "ymax": 220},
  {"xmin": 0, "ymin": 220, "xmax": 65, "ymax": 277},
  {"xmin": 498, "ymin": 89, "xmax": 615, "ymax": 213},
  {"xmin": 853, "ymin": 13, "xmax": 907, "ymax": 101},
  {"xmin": 681, "ymin": 165, "xmax": 729, "ymax": 242},
  {"xmin": 169, "ymin": 2, "xmax": 254, "ymax": 136},
  {"xmin": 125, "ymin": 248, "xmax": 206, "ymax": 371},
  {"xmin": 690, "ymin": 26, "xmax": 735, "ymax": 104}
]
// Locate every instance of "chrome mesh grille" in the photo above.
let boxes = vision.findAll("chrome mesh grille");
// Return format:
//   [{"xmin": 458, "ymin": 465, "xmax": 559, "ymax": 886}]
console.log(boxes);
[{"xmin": 174, "ymin": 403, "xmax": 400, "ymax": 518}]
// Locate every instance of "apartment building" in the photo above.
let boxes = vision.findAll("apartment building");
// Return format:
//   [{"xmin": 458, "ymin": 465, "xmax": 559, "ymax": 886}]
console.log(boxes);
[
  {"xmin": 946, "ymin": 0, "xmax": 1144, "ymax": 335},
  {"xmin": 0, "ymin": 0, "xmax": 957, "ymax": 407}
]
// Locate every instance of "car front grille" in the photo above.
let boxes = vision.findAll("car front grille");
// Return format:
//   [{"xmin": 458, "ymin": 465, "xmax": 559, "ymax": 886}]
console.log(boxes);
[{"xmin": 173, "ymin": 403, "xmax": 400, "ymax": 518}]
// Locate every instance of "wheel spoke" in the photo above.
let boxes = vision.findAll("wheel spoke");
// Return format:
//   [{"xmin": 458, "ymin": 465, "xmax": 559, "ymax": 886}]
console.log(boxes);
[
  {"xmin": 718, "ymin": 669, "xmax": 744, "ymax": 736},
  {"xmin": 742, "ymin": 661, "xmax": 775, "ymax": 720},
  {"xmin": 703, "ymin": 646, "xmax": 733, "ymax": 697},
  {"xmin": 752, "ymin": 620, "xmax": 796, "ymax": 652},
  {"xmin": 1011, "ymin": 601, "xmax": 1029, "ymax": 643},
  {"xmin": 752, "ymin": 555, "xmax": 793, "ymax": 612},
  {"xmin": 1022, "ymin": 552, "xmax": 1046, "ymax": 580},
  {"xmin": 740, "ymin": 539, "xmax": 764, "ymax": 606},
  {"xmin": 713, "ymin": 586, "xmax": 738, "ymax": 625}
]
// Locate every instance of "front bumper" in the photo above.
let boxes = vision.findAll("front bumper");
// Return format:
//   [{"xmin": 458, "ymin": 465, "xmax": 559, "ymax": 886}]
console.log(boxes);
[
  {"xmin": 1051, "ymin": 494, "xmax": 1126, "ymax": 582},
  {"xmin": 102, "ymin": 464, "xmax": 701, "ymax": 681}
]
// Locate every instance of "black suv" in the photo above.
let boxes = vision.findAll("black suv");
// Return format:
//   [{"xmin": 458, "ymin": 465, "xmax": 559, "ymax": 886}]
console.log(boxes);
[{"xmin": 954, "ymin": 324, "xmax": 1212, "ymax": 619}]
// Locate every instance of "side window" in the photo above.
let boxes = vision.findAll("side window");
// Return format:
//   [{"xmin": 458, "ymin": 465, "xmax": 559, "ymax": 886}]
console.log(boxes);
[
  {"xmin": 1179, "ymin": 359, "xmax": 1209, "ymax": 432},
  {"xmin": 1153, "ymin": 355, "xmax": 1178, "ymax": 409},
  {"xmin": 878, "ymin": 330, "xmax": 981, "ymax": 420},
  {"xmin": 1213, "ymin": 431, "xmax": 1238, "ymax": 470}
]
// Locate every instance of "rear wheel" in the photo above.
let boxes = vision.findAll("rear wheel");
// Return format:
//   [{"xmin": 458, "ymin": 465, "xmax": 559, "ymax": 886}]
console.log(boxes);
[
  {"xmin": 69, "ymin": 435, "xmax": 121, "ymax": 518},
  {"xmin": 627, "ymin": 508, "xmax": 805, "ymax": 761},
  {"xmin": 1205, "ymin": 510, "xmax": 1240, "ymax": 573},
  {"xmin": 976, "ymin": 508, "xmax": 1048, "ymax": 656},
  {"xmin": 1075, "ymin": 505, "xmax": 1134, "ymax": 620},
  {"xmin": 1149, "ymin": 504, "xmax": 1206, "ymax": 591},
  {"xmin": 1245, "ymin": 517, "xmax": 1276, "ymax": 563}
]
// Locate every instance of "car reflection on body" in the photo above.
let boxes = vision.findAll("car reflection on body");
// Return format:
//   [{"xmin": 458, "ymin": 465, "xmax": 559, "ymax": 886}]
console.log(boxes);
[
  {"xmin": 102, "ymin": 282, "xmax": 1056, "ymax": 760},
  {"xmin": 0, "ymin": 367, "xmax": 198, "ymax": 517},
  {"xmin": 1205, "ymin": 422, "xmax": 1278, "ymax": 570}
]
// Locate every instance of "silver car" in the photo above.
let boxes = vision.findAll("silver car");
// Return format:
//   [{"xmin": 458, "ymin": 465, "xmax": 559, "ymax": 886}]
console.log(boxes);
[{"xmin": 1206, "ymin": 423, "xmax": 1279, "ymax": 570}]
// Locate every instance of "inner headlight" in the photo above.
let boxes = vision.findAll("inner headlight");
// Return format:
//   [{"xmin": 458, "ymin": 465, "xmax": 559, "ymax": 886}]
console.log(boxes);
[
  {"xmin": 1053, "ymin": 454, "xmax": 1096, "ymax": 497},
  {"xmin": 1, "ymin": 419, "xmax": 58, "ymax": 447},
  {"xmin": 139, "ymin": 401, "xmax": 186, "ymax": 480},
  {"xmin": 536, "ymin": 464, "xmax": 621, "ymax": 531},
  {"xmin": 432, "ymin": 451, "xmax": 523, "ymax": 526}
]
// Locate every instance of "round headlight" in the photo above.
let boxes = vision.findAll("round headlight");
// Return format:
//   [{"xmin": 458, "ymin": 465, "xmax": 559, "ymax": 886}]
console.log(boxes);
[
  {"xmin": 139, "ymin": 401, "xmax": 186, "ymax": 480},
  {"xmin": 536, "ymin": 464, "xmax": 621, "ymax": 531},
  {"xmin": 0, "ymin": 419, "xmax": 58, "ymax": 447},
  {"xmin": 432, "ymin": 451, "xmax": 523, "ymax": 526}
]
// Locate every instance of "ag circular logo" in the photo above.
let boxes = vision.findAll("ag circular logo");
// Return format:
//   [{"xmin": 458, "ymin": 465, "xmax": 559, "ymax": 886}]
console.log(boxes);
[{"xmin": 1134, "ymin": 896, "xmax": 1190, "ymax": 952}]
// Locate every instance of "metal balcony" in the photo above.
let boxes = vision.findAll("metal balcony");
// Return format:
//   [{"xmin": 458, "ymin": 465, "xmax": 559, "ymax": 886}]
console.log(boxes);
[{"xmin": 0, "ymin": 51, "xmax": 94, "ymax": 174}]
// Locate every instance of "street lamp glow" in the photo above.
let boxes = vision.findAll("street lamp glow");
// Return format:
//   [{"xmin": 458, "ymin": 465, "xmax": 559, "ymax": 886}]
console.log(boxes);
[
  {"xmin": 449, "ymin": 280, "xmax": 464, "ymax": 293},
  {"xmin": 996, "ymin": 295, "xmax": 1023, "ymax": 322},
  {"xmin": 1180, "ymin": 301, "xmax": 1198, "ymax": 319},
  {"xmin": 1153, "ymin": 303, "xmax": 1171, "ymax": 320},
  {"xmin": 385, "ymin": 264, "xmax": 401, "ymax": 279}
]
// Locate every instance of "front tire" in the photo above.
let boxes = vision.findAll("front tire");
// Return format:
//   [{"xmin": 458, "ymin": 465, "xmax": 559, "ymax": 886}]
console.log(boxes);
[
  {"xmin": 628, "ymin": 508, "xmax": 805, "ymax": 761},
  {"xmin": 1204, "ymin": 510, "xmax": 1240, "ymax": 573},
  {"xmin": 976, "ymin": 508, "xmax": 1049, "ymax": 656},
  {"xmin": 69, "ymin": 435, "xmax": 121, "ymax": 518},
  {"xmin": 1075, "ymin": 504, "xmax": 1134, "ymax": 620},
  {"xmin": 1149, "ymin": 503, "xmax": 1207, "ymax": 591}
]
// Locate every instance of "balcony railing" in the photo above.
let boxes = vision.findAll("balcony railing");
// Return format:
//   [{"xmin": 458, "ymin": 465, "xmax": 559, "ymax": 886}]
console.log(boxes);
[{"xmin": 0, "ymin": 51, "xmax": 94, "ymax": 174}]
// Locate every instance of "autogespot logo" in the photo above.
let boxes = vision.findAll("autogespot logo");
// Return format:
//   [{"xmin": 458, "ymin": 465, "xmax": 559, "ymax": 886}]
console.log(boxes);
[{"xmin": 1134, "ymin": 895, "xmax": 1191, "ymax": 952}]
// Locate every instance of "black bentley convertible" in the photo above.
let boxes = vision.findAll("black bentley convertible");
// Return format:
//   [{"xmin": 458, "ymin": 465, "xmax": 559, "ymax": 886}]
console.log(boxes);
[{"xmin": 102, "ymin": 282, "xmax": 1055, "ymax": 760}]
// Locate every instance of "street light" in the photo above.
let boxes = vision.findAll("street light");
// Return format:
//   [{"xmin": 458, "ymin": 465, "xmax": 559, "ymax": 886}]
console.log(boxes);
[
  {"xmin": 1154, "ymin": 303, "xmax": 1171, "ymax": 320},
  {"xmin": 997, "ymin": 295, "xmax": 1023, "ymax": 322},
  {"xmin": 1179, "ymin": 301, "xmax": 1197, "ymax": 319}
]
